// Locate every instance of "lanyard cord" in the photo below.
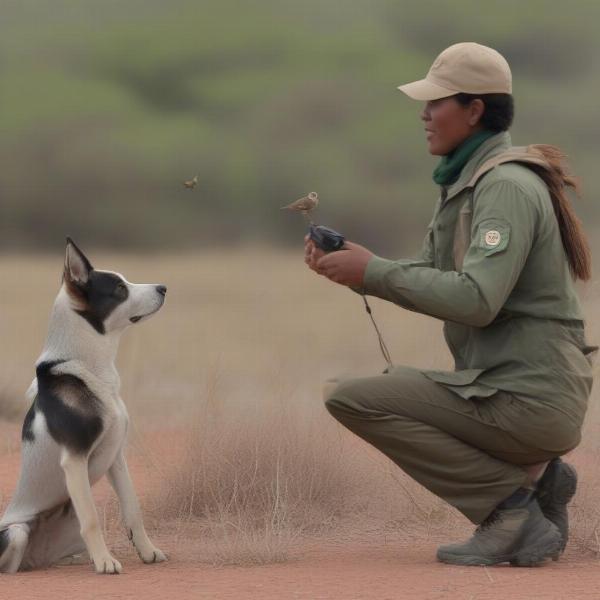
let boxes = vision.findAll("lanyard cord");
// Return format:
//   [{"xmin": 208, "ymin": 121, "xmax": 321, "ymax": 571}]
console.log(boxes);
[{"xmin": 361, "ymin": 293, "xmax": 393, "ymax": 369}]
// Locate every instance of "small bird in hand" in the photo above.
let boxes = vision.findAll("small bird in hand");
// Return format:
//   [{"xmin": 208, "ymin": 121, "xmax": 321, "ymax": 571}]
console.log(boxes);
[
  {"xmin": 183, "ymin": 175, "xmax": 199, "ymax": 189},
  {"xmin": 281, "ymin": 192, "xmax": 319, "ymax": 219}
]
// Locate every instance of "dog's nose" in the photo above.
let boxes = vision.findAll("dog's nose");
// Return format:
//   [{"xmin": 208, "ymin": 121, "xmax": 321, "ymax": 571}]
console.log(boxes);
[{"xmin": 156, "ymin": 285, "xmax": 167, "ymax": 296}]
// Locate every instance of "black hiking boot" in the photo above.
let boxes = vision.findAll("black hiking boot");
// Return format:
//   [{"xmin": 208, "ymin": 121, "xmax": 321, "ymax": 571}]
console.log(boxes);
[
  {"xmin": 436, "ymin": 492, "xmax": 561, "ymax": 567},
  {"xmin": 536, "ymin": 458, "xmax": 577, "ymax": 556}
]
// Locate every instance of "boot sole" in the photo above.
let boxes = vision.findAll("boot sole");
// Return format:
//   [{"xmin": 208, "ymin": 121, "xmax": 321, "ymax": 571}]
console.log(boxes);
[{"xmin": 436, "ymin": 525, "xmax": 562, "ymax": 567}]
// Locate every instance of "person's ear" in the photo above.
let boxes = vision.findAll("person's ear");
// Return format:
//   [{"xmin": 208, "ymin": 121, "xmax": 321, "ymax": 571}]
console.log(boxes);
[{"xmin": 468, "ymin": 99, "xmax": 485, "ymax": 127}]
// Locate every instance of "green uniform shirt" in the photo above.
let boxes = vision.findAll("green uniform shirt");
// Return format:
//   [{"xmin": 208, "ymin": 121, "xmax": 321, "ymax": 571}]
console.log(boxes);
[{"xmin": 363, "ymin": 131, "xmax": 597, "ymax": 431}]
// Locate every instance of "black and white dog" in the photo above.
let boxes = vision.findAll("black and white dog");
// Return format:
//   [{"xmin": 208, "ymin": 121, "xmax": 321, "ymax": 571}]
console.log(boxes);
[{"xmin": 0, "ymin": 239, "xmax": 167, "ymax": 574}]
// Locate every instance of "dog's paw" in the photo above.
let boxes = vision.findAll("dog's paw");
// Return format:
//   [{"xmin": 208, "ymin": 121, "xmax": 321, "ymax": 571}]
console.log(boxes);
[
  {"xmin": 139, "ymin": 546, "xmax": 167, "ymax": 564},
  {"xmin": 93, "ymin": 554, "xmax": 122, "ymax": 574}
]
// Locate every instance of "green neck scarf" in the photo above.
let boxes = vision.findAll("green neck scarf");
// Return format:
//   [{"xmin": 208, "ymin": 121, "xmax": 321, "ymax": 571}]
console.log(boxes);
[{"xmin": 432, "ymin": 129, "xmax": 496, "ymax": 186}]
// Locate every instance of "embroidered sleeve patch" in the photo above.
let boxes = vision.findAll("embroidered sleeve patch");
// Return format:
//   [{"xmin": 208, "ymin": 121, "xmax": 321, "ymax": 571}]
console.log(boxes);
[{"xmin": 476, "ymin": 220, "xmax": 510, "ymax": 256}]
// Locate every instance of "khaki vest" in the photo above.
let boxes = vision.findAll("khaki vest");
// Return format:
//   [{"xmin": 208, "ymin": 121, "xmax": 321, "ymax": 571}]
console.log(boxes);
[{"xmin": 453, "ymin": 145, "xmax": 552, "ymax": 271}]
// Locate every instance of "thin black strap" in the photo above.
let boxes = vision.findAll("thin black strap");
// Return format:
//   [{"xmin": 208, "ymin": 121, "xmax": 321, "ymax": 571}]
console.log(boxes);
[{"xmin": 361, "ymin": 293, "xmax": 393, "ymax": 369}]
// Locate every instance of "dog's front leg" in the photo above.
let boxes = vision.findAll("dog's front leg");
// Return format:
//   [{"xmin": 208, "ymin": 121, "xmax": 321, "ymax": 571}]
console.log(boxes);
[
  {"xmin": 60, "ymin": 450, "xmax": 122, "ymax": 574},
  {"xmin": 108, "ymin": 450, "xmax": 167, "ymax": 564}
]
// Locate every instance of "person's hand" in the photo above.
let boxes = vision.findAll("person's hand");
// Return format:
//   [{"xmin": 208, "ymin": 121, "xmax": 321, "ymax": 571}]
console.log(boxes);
[
  {"xmin": 316, "ymin": 241, "xmax": 374, "ymax": 287},
  {"xmin": 304, "ymin": 234, "xmax": 327, "ymax": 274}
]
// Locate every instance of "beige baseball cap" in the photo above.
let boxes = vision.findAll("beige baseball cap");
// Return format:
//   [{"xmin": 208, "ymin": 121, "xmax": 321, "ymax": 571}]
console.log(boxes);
[{"xmin": 398, "ymin": 42, "xmax": 512, "ymax": 101}]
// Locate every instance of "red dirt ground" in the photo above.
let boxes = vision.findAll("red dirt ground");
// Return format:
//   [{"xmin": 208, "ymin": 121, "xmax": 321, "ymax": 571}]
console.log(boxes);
[{"xmin": 1, "ymin": 422, "xmax": 600, "ymax": 600}]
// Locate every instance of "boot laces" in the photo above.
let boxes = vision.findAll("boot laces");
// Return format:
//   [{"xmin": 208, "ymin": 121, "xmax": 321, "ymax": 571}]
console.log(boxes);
[{"xmin": 476, "ymin": 509, "xmax": 503, "ymax": 533}]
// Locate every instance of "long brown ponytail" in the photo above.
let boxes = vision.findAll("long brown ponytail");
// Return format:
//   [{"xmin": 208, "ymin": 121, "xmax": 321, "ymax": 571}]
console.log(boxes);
[{"xmin": 524, "ymin": 144, "xmax": 591, "ymax": 281}]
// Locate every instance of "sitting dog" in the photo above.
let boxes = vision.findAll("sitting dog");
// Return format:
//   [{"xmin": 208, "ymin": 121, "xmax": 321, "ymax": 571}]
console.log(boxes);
[{"xmin": 0, "ymin": 238, "xmax": 167, "ymax": 574}]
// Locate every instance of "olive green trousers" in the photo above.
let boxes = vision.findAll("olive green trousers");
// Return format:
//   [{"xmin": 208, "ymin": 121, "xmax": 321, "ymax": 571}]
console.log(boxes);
[{"xmin": 324, "ymin": 365, "xmax": 570, "ymax": 524}]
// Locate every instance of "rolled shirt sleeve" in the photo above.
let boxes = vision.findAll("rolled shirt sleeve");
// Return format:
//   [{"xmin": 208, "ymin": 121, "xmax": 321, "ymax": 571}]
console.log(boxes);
[{"xmin": 362, "ymin": 179, "xmax": 537, "ymax": 327}]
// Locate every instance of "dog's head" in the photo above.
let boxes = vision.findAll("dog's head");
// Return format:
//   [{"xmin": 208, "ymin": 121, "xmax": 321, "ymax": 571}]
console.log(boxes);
[{"xmin": 62, "ymin": 238, "xmax": 167, "ymax": 335}]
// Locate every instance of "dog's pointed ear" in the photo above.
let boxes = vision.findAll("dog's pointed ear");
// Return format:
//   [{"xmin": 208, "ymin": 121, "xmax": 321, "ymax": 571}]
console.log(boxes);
[{"xmin": 64, "ymin": 237, "xmax": 93, "ymax": 286}]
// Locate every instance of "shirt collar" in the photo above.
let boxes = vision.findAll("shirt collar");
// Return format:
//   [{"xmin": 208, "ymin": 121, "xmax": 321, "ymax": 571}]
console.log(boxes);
[{"xmin": 442, "ymin": 130, "xmax": 513, "ymax": 202}]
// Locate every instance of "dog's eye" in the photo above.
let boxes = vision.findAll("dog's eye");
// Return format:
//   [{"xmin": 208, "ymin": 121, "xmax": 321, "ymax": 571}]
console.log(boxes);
[{"xmin": 114, "ymin": 282, "xmax": 127, "ymax": 297}]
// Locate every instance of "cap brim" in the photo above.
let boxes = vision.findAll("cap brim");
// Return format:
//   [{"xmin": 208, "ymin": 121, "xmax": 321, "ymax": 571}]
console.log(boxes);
[{"xmin": 397, "ymin": 78, "xmax": 458, "ymax": 101}]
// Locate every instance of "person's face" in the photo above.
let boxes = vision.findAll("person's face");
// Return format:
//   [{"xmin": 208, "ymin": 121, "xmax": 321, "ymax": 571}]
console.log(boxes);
[{"xmin": 420, "ymin": 96, "xmax": 485, "ymax": 155}]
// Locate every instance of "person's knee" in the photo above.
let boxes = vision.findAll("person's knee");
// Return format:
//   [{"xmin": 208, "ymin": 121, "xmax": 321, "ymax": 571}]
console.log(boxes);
[
  {"xmin": 322, "ymin": 378, "xmax": 341, "ymax": 404},
  {"xmin": 323, "ymin": 378, "xmax": 361, "ymax": 416}
]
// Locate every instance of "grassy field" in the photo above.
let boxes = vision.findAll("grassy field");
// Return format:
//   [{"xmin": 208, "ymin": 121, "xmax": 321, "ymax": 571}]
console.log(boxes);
[{"xmin": 1, "ymin": 249, "xmax": 600, "ymax": 564}]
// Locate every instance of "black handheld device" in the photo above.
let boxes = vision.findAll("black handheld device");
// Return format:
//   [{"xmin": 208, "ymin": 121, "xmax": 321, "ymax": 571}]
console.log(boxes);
[{"xmin": 308, "ymin": 223, "xmax": 346, "ymax": 252}]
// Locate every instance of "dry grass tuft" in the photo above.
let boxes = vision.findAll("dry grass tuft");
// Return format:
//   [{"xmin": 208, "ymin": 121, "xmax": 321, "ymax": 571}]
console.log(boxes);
[{"xmin": 155, "ymin": 366, "xmax": 395, "ymax": 564}]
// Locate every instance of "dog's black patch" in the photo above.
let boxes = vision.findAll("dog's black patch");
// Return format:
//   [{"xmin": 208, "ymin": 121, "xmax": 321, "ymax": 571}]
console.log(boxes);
[
  {"xmin": 35, "ymin": 360, "xmax": 103, "ymax": 454},
  {"xmin": 0, "ymin": 529, "xmax": 9, "ymax": 559},
  {"xmin": 73, "ymin": 270, "xmax": 130, "ymax": 335},
  {"xmin": 22, "ymin": 360, "xmax": 68, "ymax": 442},
  {"xmin": 21, "ymin": 404, "xmax": 36, "ymax": 442}
]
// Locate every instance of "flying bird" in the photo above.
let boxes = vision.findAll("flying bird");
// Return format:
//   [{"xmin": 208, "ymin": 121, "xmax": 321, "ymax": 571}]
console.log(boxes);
[
  {"xmin": 183, "ymin": 175, "xmax": 199, "ymax": 189},
  {"xmin": 281, "ymin": 192, "xmax": 319, "ymax": 215}
]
